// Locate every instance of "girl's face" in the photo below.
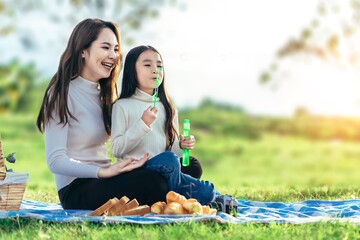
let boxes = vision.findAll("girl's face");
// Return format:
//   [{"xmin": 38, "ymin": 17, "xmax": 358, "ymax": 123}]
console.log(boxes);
[
  {"xmin": 81, "ymin": 27, "xmax": 119, "ymax": 83},
  {"xmin": 135, "ymin": 50, "xmax": 163, "ymax": 95}
]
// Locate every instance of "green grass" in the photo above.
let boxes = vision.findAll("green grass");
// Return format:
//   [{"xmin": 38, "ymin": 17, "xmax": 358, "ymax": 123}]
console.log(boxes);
[
  {"xmin": 1, "ymin": 112, "xmax": 360, "ymax": 239},
  {"xmin": 1, "ymin": 220, "xmax": 360, "ymax": 240}
]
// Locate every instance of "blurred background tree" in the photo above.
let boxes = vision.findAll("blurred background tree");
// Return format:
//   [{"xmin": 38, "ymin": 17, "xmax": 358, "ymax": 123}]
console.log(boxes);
[
  {"xmin": 0, "ymin": 0, "xmax": 184, "ymax": 46},
  {"xmin": 260, "ymin": 0, "xmax": 360, "ymax": 85},
  {"xmin": 0, "ymin": 60, "xmax": 41, "ymax": 114},
  {"xmin": 1, "ymin": 0, "xmax": 360, "ymax": 141},
  {"xmin": 0, "ymin": 0, "xmax": 184, "ymax": 113}
]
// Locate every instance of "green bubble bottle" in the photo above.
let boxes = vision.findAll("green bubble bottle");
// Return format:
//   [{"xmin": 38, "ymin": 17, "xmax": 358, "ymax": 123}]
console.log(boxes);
[{"xmin": 182, "ymin": 119, "xmax": 190, "ymax": 166}]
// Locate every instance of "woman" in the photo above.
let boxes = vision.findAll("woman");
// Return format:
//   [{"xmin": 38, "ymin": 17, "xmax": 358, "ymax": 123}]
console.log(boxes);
[{"xmin": 36, "ymin": 18, "xmax": 168, "ymax": 210}]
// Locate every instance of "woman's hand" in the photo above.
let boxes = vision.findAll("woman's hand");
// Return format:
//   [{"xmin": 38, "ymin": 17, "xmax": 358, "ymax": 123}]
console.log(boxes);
[
  {"xmin": 179, "ymin": 135, "xmax": 196, "ymax": 150},
  {"xmin": 97, "ymin": 153, "xmax": 150, "ymax": 178},
  {"xmin": 141, "ymin": 106, "xmax": 158, "ymax": 127}
]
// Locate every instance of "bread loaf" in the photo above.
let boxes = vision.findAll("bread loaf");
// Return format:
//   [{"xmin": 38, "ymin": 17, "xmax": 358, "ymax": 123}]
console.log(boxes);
[
  {"xmin": 164, "ymin": 202, "xmax": 186, "ymax": 214},
  {"xmin": 166, "ymin": 191, "xmax": 186, "ymax": 205},
  {"xmin": 150, "ymin": 201, "xmax": 167, "ymax": 214},
  {"xmin": 210, "ymin": 208, "xmax": 217, "ymax": 214},
  {"xmin": 202, "ymin": 205, "xmax": 211, "ymax": 214},
  {"xmin": 149, "ymin": 192, "xmax": 217, "ymax": 215},
  {"xmin": 183, "ymin": 199, "xmax": 203, "ymax": 214}
]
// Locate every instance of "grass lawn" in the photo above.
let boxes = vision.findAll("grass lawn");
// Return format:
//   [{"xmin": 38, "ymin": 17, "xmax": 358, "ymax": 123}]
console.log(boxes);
[{"xmin": 1, "ymin": 113, "xmax": 360, "ymax": 239}]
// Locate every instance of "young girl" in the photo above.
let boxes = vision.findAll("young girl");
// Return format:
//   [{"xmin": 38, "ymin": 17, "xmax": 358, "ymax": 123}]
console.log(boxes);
[{"xmin": 111, "ymin": 45, "xmax": 215, "ymax": 205}]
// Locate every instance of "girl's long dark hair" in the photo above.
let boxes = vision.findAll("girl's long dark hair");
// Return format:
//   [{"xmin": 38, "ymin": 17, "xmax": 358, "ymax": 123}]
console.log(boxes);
[
  {"xmin": 119, "ymin": 45, "xmax": 178, "ymax": 150},
  {"xmin": 36, "ymin": 18, "xmax": 122, "ymax": 135}
]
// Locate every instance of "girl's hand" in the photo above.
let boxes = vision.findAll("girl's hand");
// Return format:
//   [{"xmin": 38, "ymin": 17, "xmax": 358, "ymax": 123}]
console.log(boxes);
[
  {"xmin": 180, "ymin": 135, "xmax": 196, "ymax": 150},
  {"xmin": 141, "ymin": 106, "xmax": 158, "ymax": 127},
  {"xmin": 97, "ymin": 153, "xmax": 150, "ymax": 178}
]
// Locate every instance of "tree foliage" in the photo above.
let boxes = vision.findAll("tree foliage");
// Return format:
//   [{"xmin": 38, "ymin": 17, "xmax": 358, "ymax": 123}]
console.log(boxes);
[
  {"xmin": 0, "ymin": 60, "xmax": 40, "ymax": 113},
  {"xmin": 260, "ymin": 0, "xmax": 360, "ymax": 84},
  {"xmin": 0, "ymin": 0, "xmax": 184, "ymax": 47},
  {"xmin": 181, "ymin": 100, "xmax": 360, "ymax": 141},
  {"xmin": 0, "ymin": 0, "xmax": 184, "ymax": 113}
]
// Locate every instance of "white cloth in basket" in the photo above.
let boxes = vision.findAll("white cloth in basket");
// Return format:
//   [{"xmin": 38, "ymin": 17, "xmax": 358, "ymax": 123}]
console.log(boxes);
[{"xmin": 0, "ymin": 172, "xmax": 29, "ymax": 185}]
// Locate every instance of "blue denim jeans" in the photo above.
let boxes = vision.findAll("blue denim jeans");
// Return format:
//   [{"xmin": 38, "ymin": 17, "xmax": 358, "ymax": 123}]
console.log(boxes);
[{"xmin": 144, "ymin": 151, "xmax": 216, "ymax": 205}]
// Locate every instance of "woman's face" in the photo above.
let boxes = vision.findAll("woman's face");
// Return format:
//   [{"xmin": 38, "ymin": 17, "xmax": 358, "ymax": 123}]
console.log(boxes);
[
  {"xmin": 81, "ymin": 27, "xmax": 119, "ymax": 83},
  {"xmin": 135, "ymin": 50, "xmax": 163, "ymax": 95}
]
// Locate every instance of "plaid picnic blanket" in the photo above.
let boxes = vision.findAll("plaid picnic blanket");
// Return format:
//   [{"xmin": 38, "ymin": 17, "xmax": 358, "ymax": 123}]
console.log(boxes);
[{"xmin": 1, "ymin": 199, "xmax": 360, "ymax": 224}]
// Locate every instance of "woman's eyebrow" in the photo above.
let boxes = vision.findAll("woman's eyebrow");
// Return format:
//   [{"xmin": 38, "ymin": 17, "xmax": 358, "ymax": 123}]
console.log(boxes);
[{"xmin": 100, "ymin": 42, "xmax": 119, "ymax": 47}]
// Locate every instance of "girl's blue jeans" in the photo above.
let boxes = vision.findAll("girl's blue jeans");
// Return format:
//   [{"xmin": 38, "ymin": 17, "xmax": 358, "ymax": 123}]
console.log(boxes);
[{"xmin": 144, "ymin": 151, "xmax": 216, "ymax": 205}]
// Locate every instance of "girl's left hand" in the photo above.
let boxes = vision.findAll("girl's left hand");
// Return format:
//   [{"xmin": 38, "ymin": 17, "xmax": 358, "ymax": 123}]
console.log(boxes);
[{"xmin": 180, "ymin": 135, "xmax": 196, "ymax": 150}]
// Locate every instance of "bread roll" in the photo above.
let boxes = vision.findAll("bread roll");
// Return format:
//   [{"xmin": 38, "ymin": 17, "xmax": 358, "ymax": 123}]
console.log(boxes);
[
  {"xmin": 164, "ymin": 202, "xmax": 186, "ymax": 214},
  {"xmin": 166, "ymin": 191, "xmax": 187, "ymax": 205},
  {"xmin": 202, "ymin": 205, "xmax": 211, "ymax": 214},
  {"xmin": 183, "ymin": 199, "xmax": 203, "ymax": 214},
  {"xmin": 183, "ymin": 198, "xmax": 197, "ymax": 205},
  {"xmin": 151, "ymin": 201, "xmax": 167, "ymax": 214},
  {"xmin": 210, "ymin": 208, "xmax": 217, "ymax": 214}
]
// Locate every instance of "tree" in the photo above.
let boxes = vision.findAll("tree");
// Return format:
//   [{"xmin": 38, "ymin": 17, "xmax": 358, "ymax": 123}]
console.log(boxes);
[
  {"xmin": 0, "ymin": 0, "xmax": 185, "ymax": 113},
  {"xmin": 0, "ymin": 0, "xmax": 185, "ymax": 48},
  {"xmin": 260, "ymin": 0, "xmax": 360, "ymax": 85},
  {"xmin": 0, "ymin": 60, "xmax": 40, "ymax": 113}
]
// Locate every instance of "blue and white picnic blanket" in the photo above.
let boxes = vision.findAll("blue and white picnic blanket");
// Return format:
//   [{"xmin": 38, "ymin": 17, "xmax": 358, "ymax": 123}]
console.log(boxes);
[{"xmin": 1, "ymin": 199, "xmax": 360, "ymax": 224}]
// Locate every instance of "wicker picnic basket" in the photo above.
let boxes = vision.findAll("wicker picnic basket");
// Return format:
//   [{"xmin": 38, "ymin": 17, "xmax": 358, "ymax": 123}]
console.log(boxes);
[{"xmin": 0, "ymin": 135, "xmax": 29, "ymax": 211}]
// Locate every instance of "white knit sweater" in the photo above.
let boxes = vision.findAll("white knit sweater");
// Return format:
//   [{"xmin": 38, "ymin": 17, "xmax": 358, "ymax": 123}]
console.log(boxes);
[
  {"xmin": 44, "ymin": 76, "xmax": 111, "ymax": 191},
  {"xmin": 111, "ymin": 88, "xmax": 182, "ymax": 162}
]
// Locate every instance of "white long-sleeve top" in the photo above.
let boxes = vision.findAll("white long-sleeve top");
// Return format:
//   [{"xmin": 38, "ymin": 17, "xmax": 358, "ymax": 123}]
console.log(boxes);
[
  {"xmin": 111, "ymin": 88, "xmax": 182, "ymax": 162},
  {"xmin": 44, "ymin": 76, "xmax": 112, "ymax": 191}
]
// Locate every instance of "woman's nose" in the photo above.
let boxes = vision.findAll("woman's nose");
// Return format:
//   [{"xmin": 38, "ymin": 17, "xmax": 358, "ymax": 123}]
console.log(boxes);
[{"xmin": 109, "ymin": 50, "xmax": 117, "ymax": 59}]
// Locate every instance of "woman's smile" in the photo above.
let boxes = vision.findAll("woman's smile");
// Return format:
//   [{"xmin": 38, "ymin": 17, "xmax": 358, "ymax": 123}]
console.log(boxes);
[{"xmin": 101, "ymin": 62, "xmax": 115, "ymax": 70}]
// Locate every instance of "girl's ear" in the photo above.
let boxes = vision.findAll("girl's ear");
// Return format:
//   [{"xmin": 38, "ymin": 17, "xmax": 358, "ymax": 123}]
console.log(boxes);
[{"xmin": 82, "ymin": 51, "xmax": 85, "ymax": 58}]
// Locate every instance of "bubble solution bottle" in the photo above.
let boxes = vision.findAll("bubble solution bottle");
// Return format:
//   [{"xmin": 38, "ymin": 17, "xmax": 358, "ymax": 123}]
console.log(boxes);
[{"xmin": 182, "ymin": 119, "xmax": 190, "ymax": 166}]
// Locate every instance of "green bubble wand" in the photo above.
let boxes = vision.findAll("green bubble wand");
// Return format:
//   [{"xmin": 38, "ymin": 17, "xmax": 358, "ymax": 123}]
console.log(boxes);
[{"xmin": 153, "ymin": 67, "xmax": 161, "ymax": 107}]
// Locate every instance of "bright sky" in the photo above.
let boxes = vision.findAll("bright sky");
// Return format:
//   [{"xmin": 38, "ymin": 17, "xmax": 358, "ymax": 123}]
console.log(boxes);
[
  {"xmin": 139, "ymin": 0, "xmax": 360, "ymax": 116},
  {"xmin": 2, "ymin": 0, "xmax": 360, "ymax": 116}
]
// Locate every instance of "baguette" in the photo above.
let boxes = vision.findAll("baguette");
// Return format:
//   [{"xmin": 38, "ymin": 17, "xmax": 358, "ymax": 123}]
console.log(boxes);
[
  {"xmin": 89, "ymin": 197, "xmax": 119, "ymax": 216},
  {"xmin": 116, "ymin": 198, "xmax": 139, "ymax": 215},
  {"xmin": 123, "ymin": 205, "xmax": 151, "ymax": 216}
]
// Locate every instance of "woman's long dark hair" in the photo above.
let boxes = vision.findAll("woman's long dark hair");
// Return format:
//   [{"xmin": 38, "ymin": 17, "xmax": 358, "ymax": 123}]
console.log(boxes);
[
  {"xmin": 119, "ymin": 45, "xmax": 178, "ymax": 150},
  {"xmin": 36, "ymin": 18, "xmax": 122, "ymax": 135}
]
